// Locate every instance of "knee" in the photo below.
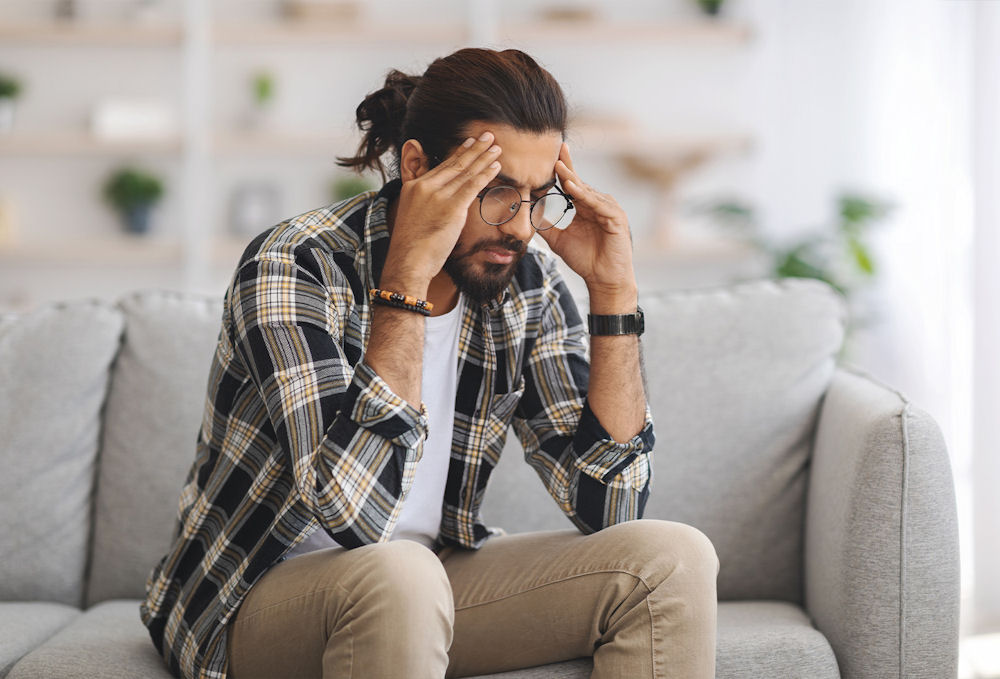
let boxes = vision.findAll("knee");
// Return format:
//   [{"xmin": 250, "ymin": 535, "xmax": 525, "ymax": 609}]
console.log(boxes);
[
  {"xmin": 604, "ymin": 519, "xmax": 719, "ymax": 586},
  {"xmin": 351, "ymin": 540, "xmax": 452, "ymax": 609}
]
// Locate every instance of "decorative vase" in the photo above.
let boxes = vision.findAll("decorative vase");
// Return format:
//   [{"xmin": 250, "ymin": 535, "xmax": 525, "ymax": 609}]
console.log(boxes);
[{"xmin": 124, "ymin": 204, "xmax": 152, "ymax": 235}]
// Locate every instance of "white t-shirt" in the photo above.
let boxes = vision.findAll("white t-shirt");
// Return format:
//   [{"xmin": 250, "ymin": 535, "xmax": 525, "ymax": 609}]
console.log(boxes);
[{"xmin": 285, "ymin": 296, "xmax": 464, "ymax": 559}]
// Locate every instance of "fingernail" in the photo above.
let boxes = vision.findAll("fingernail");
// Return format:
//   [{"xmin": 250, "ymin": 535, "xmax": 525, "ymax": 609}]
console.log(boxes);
[
  {"xmin": 489, "ymin": 145, "xmax": 500, "ymax": 153},
  {"xmin": 479, "ymin": 132, "xmax": 492, "ymax": 142},
  {"xmin": 463, "ymin": 137, "xmax": 475, "ymax": 148},
  {"xmin": 490, "ymin": 160, "xmax": 500, "ymax": 168}
]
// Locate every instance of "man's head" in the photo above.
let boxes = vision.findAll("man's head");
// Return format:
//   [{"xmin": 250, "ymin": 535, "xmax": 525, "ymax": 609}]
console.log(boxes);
[{"xmin": 339, "ymin": 49, "xmax": 568, "ymax": 303}]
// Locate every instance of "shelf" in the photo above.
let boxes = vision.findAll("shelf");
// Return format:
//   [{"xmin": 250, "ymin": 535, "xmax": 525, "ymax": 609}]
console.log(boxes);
[
  {"xmin": 0, "ymin": 236, "xmax": 184, "ymax": 266},
  {"xmin": 0, "ymin": 132, "xmax": 182, "ymax": 157},
  {"xmin": 498, "ymin": 20, "xmax": 753, "ymax": 44},
  {"xmin": 0, "ymin": 22, "xmax": 184, "ymax": 46},
  {"xmin": 567, "ymin": 124, "xmax": 754, "ymax": 160},
  {"xmin": 213, "ymin": 130, "xmax": 350, "ymax": 157},
  {"xmin": 214, "ymin": 21, "xmax": 467, "ymax": 46}
]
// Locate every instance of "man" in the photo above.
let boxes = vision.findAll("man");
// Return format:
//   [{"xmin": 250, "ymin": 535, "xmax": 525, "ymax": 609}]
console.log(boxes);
[{"xmin": 142, "ymin": 47, "xmax": 717, "ymax": 679}]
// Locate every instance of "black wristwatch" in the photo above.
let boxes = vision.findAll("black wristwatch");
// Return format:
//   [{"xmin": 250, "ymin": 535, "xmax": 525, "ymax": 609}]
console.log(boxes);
[{"xmin": 587, "ymin": 306, "xmax": 645, "ymax": 336}]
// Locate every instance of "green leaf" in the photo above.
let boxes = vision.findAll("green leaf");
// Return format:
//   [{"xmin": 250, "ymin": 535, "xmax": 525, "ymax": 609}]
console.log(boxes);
[
  {"xmin": 839, "ymin": 193, "xmax": 892, "ymax": 225},
  {"xmin": 847, "ymin": 236, "xmax": 875, "ymax": 275}
]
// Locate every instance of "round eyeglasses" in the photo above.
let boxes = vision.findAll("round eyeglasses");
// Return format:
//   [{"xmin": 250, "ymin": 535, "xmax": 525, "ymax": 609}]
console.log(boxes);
[{"xmin": 476, "ymin": 185, "xmax": 574, "ymax": 232}]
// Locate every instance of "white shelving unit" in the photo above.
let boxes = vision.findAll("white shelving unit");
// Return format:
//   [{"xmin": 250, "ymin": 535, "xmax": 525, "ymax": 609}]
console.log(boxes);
[{"xmin": 0, "ymin": 0, "xmax": 755, "ymax": 311}]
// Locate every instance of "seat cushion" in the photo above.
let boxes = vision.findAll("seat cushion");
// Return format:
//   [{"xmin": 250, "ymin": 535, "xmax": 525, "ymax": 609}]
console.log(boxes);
[
  {"xmin": 468, "ymin": 601, "xmax": 839, "ymax": 678},
  {"xmin": 0, "ymin": 300, "xmax": 123, "ymax": 606},
  {"xmin": 86, "ymin": 291, "xmax": 223, "ymax": 606},
  {"xmin": 0, "ymin": 602, "xmax": 81, "ymax": 678},
  {"xmin": 7, "ymin": 600, "xmax": 173, "ymax": 679},
  {"xmin": 481, "ymin": 278, "xmax": 845, "ymax": 602},
  {"xmin": 714, "ymin": 601, "xmax": 839, "ymax": 678}
]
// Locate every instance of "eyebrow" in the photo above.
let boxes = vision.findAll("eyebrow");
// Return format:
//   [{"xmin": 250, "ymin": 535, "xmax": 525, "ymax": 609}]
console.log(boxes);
[{"xmin": 494, "ymin": 172, "xmax": 558, "ymax": 193}]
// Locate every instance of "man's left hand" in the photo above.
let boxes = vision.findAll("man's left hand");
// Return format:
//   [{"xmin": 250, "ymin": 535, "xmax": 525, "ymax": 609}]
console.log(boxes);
[{"xmin": 537, "ymin": 143, "xmax": 638, "ymax": 310}]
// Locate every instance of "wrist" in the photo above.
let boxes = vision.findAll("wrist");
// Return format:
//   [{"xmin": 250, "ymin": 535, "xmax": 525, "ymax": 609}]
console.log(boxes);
[
  {"xmin": 586, "ymin": 281, "xmax": 638, "ymax": 314},
  {"xmin": 378, "ymin": 266, "xmax": 432, "ymax": 301}
]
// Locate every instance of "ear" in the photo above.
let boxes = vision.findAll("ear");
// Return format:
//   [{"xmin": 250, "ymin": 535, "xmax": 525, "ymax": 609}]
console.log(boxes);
[{"xmin": 400, "ymin": 139, "xmax": 430, "ymax": 181}]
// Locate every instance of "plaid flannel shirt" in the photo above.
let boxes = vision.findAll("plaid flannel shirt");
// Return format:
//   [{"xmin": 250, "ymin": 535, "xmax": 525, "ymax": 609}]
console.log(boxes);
[{"xmin": 140, "ymin": 179, "xmax": 655, "ymax": 679}]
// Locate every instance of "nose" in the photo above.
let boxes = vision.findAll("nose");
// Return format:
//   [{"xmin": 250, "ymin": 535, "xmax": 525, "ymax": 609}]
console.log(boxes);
[{"xmin": 498, "ymin": 200, "xmax": 534, "ymax": 243}]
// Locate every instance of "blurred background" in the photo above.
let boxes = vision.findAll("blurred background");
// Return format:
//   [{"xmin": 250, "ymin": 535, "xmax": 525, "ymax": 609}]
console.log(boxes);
[{"xmin": 0, "ymin": 0, "xmax": 996, "ymax": 674}]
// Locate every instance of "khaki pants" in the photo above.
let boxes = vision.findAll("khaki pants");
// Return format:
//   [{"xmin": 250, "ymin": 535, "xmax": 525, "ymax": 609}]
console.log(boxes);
[{"xmin": 226, "ymin": 519, "xmax": 719, "ymax": 679}]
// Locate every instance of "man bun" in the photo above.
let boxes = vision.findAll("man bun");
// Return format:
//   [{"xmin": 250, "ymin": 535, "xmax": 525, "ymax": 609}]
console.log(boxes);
[{"xmin": 337, "ymin": 69, "xmax": 421, "ymax": 179}]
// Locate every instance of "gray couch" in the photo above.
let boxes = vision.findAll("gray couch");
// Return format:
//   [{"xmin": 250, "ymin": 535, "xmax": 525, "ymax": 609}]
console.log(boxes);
[{"xmin": 0, "ymin": 278, "xmax": 959, "ymax": 678}]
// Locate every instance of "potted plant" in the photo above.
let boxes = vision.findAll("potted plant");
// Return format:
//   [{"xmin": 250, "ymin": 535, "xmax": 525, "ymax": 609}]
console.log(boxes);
[
  {"xmin": 0, "ymin": 73, "xmax": 23, "ymax": 134},
  {"xmin": 103, "ymin": 167, "xmax": 165, "ymax": 235},
  {"xmin": 245, "ymin": 70, "xmax": 277, "ymax": 129},
  {"xmin": 694, "ymin": 0, "xmax": 725, "ymax": 17},
  {"xmin": 700, "ymin": 192, "xmax": 894, "ymax": 349}
]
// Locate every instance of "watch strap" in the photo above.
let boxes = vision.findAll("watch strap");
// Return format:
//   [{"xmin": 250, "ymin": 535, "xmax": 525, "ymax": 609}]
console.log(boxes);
[{"xmin": 587, "ymin": 306, "xmax": 644, "ymax": 336}]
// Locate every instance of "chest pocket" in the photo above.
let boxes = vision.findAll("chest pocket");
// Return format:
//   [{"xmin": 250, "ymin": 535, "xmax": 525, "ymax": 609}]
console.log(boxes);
[{"xmin": 482, "ymin": 376, "xmax": 525, "ymax": 458}]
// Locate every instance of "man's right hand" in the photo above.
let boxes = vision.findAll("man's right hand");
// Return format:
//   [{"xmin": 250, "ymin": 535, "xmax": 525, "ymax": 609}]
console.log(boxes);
[{"xmin": 382, "ymin": 131, "xmax": 502, "ymax": 292}]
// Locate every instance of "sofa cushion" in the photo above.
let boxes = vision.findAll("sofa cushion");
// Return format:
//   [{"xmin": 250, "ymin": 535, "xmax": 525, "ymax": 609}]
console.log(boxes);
[
  {"xmin": 467, "ymin": 601, "xmax": 839, "ymax": 678},
  {"xmin": 0, "ymin": 300, "xmax": 123, "ymax": 607},
  {"xmin": 6, "ymin": 600, "xmax": 173, "ymax": 679},
  {"xmin": 481, "ymin": 279, "xmax": 846, "ymax": 602},
  {"xmin": 86, "ymin": 291, "xmax": 223, "ymax": 606},
  {"xmin": 6, "ymin": 600, "xmax": 836, "ymax": 679},
  {"xmin": 0, "ymin": 602, "xmax": 81, "ymax": 678}
]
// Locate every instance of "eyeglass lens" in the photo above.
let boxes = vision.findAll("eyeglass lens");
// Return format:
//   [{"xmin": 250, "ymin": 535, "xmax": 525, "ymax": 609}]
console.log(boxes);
[{"xmin": 480, "ymin": 186, "xmax": 570, "ymax": 231}]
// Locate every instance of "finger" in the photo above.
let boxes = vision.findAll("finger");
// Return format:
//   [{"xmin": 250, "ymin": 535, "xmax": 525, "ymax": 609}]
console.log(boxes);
[
  {"xmin": 559, "ymin": 142, "xmax": 576, "ymax": 174},
  {"xmin": 444, "ymin": 142, "xmax": 502, "ymax": 195},
  {"xmin": 452, "ymin": 155, "xmax": 502, "ymax": 205},
  {"xmin": 563, "ymin": 178, "xmax": 620, "ymax": 220},
  {"xmin": 555, "ymin": 157, "xmax": 589, "ymax": 195},
  {"xmin": 431, "ymin": 131, "xmax": 497, "ymax": 185}
]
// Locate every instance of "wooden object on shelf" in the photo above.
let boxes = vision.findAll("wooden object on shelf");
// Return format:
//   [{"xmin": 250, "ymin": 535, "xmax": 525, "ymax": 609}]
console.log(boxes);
[{"xmin": 617, "ymin": 134, "xmax": 753, "ymax": 251}]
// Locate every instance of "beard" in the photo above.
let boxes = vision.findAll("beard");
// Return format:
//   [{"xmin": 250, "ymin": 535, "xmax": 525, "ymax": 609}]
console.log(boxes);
[{"xmin": 443, "ymin": 234, "xmax": 526, "ymax": 304}]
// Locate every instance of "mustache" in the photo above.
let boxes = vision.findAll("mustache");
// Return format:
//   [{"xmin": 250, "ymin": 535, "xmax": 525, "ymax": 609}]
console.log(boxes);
[{"xmin": 468, "ymin": 235, "xmax": 526, "ymax": 256}]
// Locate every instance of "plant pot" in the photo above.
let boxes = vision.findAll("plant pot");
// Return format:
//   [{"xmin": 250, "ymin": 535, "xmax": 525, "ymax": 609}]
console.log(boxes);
[
  {"xmin": 0, "ymin": 98, "xmax": 16, "ymax": 134},
  {"xmin": 123, "ymin": 204, "xmax": 153, "ymax": 235}
]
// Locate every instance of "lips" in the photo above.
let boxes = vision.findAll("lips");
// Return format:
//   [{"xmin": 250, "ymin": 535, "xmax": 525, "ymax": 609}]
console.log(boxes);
[{"xmin": 483, "ymin": 248, "xmax": 516, "ymax": 264}]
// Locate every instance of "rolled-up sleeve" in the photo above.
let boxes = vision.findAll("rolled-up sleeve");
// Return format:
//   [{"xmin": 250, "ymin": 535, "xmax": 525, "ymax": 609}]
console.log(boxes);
[
  {"xmin": 513, "ymin": 257, "xmax": 654, "ymax": 535},
  {"xmin": 229, "ymin": 255, "xmax": 427, "ymax": 549}
]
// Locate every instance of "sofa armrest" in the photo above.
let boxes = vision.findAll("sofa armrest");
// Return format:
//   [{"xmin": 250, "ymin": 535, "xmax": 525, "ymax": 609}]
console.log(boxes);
[{"xmin": 804, "ymin": 367, "xmax": 960, "ymax": 679}]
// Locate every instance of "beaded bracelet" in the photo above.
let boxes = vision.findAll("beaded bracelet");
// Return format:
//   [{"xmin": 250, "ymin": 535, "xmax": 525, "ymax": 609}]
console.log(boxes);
[{"xmin": 369, "ymin": 288, "xmax": 434, "ymax": 316}]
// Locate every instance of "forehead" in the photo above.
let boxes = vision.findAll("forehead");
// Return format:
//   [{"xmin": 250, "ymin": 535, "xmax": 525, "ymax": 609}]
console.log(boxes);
[{"xmin": 462, "ymin": 121, "xmax": 562, "ymax": 190}]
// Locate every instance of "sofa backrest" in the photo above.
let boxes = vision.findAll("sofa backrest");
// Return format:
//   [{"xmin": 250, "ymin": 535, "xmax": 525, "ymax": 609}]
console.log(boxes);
[
  {"xmin": 85, "ymin": 291, "xmax": 222, "ymax": 607},
  {"xmin": 0, "ymin": 300, "xmax": 123, "ymax": 607},
  {"xmin": 0, "ymin": 278, "xmax": 845, "ymax": 608}
]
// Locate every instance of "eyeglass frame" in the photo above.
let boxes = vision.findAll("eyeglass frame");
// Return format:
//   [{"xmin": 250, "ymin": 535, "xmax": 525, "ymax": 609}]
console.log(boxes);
[{"xmin": 475, "ymin": 184, "xmax": 575, "ymax": 232}]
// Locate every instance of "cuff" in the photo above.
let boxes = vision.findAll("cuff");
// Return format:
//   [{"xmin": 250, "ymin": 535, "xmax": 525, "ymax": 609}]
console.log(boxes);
[
  {"xmin": 572, "ymin": 399, "xmax": 655, "ymax": 483},
  {"xmin": 348, "ymin": 361, "xmax": 428, "ymax": 448}
]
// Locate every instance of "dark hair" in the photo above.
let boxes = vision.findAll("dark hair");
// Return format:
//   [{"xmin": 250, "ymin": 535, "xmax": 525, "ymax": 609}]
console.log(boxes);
[{"xmin": 337, "ymin": 48, "xmax": 568, "ymax": 180}]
